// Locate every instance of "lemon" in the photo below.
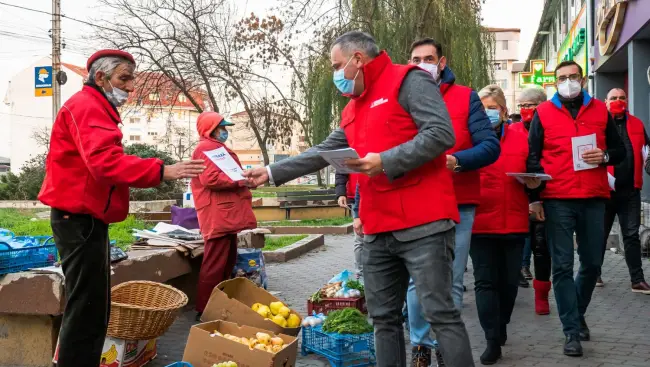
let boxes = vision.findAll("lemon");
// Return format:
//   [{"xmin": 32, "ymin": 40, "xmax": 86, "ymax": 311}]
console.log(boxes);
[
  {"xmin": 286, "ymin": 314, "xmax": 301, "ymax": 328},
  {"xmin": 256, "ymin": 305, "xmax": 271, "ymax": 318},
  {"xmin": 278, "ymin": 306, "xmax": 291, "ymax": 319},
  {"xmin": 251, "ymin": 303, "xmax": 263, "ymax": 312},
  {"xmin": 269, "ymin": 301, "xmax": 284, "ymax": 316},
  {"xmin": 272, "ymin": 314, "xmax": 288, "ymax": 327}
]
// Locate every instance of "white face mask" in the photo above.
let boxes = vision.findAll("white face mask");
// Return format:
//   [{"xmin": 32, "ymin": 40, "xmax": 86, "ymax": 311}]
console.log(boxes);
[
  {"xmin": 105, "ymin": 81, "xmax": 129, "ymax": 107},
  {"xmin": 418, "ymin": 62, "xmax": 440, "ymax": 82},
  {"xmin": 557, "ymin": 80, "xmax": 582, "ymax": 99}
]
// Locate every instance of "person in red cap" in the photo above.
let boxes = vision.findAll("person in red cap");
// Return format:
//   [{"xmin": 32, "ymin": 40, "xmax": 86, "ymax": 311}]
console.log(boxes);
[
  {"xmin": 39, "ymin": 49, "xmax": 205, "ymax": 367},
  {"xmin": 191, "ymin": 111, "xmax": 257, "ymax": 320}
]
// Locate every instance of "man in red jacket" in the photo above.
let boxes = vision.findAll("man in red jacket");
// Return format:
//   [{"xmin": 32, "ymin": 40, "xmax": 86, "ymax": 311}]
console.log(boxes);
[
  {"xmin": 244, "ymin": 31, "xmax": 474, "ymax": 367},
  {"xmin": 191, "ymin": 112, "xmax": 257, "ymax": 320},
  {"xmin": 527, "ymin": 61, "xmax": 625, "ymax": 357},
  {"xmin": 600, "ymin": 88, "xmax": 650, "ymax": 293},
  {"xmin": 39, "ymin": 49, "xmax": 204, "ymax": 367}
]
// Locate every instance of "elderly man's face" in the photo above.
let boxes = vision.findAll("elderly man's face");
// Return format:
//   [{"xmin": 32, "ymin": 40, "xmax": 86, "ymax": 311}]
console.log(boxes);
[{"xmin": 95, "ymin": 62, "xmax": 136, "ymax": 93}]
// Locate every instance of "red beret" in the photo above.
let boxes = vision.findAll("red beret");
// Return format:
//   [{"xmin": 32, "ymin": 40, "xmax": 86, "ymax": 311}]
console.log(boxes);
[{"xmin": 86, "ymin": 49, "xmax": 136, "ymax": 71}]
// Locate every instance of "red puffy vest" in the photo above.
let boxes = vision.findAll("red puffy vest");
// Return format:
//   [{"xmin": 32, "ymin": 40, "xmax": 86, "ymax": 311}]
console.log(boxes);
[
  {"xmin": 340, "ymin": 52, "xmax": 459, "ymax": 235},
  {"xmin": 607, "ymin": 113, "xmax": 646, "ymax": 190},
  {"xmin": 473, "ymin": 123, "xmax": 530, "ymax": 235},
  {"xmin": 536, "ymin": 96, "xmax": 610, "ymax": 200},
  {"xmin": 440, "ymin": 83, "xmax": 480, "ymax": 205}
]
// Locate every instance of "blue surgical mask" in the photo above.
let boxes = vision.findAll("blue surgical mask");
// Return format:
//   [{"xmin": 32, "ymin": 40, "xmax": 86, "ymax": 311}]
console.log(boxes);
[
  {"xmin": 217, "ymin": 129, "xmax": 228, "ymax": 142},
  {"xmin": 486, "ymin": 109, "xmax": 502, "ymax": 127},
  {"xmin": 333, "ymin": 57, "xmax": 360, "ymax": 95}
]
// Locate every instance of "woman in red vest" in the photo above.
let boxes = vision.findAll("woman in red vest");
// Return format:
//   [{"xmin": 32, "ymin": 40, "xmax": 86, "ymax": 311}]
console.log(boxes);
[
  {"xmin": 191, "ymin": 112, "xmax": 257, "ymax": 321},
  {"xmin": 471, "ymin": 85, "xmax": 541, "ymax": 365},
  {"xmin": 515, "ymin": 87, "xmax": 553, "ymax": 315}
]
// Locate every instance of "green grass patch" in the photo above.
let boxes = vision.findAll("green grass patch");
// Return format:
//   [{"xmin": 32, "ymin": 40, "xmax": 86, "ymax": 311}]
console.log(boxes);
[
  {"xmin": 259, "ymin": 217, "xmax": 352, "ymax": 227},
  {"xmin": 264, "ymin": 235, "xmax": 308, "ymax": 251},
  {"xmin": 0, "ymin": 208, "xmax": 146, "ymax": 251}
]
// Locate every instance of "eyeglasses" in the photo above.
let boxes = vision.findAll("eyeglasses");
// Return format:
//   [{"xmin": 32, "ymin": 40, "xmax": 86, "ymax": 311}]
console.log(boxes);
[
  {"xmin": 557, "ymin": 74, "xmax": 582, "ymax": 83},
  {"xmin": 609, "ymin": 96, "xmax": 627, "ymax": 101},
  {"xmin": 518, "ymin": 103, "xmax": 538, "ymax": 109}
]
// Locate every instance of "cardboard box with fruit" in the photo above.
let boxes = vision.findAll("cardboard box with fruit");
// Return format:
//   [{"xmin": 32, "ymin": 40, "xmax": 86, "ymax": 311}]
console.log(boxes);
[
  {"xmin": 182, "ymin": 320, "xmax": 298, "ymax": 367},
  {"xmin": 201, "ymin": 278, "xmax": 302, "ymax": 336}
]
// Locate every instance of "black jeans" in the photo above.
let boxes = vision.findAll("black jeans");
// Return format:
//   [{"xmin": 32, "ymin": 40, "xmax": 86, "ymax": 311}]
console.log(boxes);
[
  {"xmin": 602, "ymin": 189, "xmax": 645, "ymax": 284},
  {"xmin": 469, "ymin": 236, "xmax": 523, "ymax": 342},
  {"xmin": 51, "ymin": 208, "xmax": 110, "ymax": 367},
  {"xmin": 544, "ymin": 199, "xmax": 604, "ymax": 336},
  {"xmin": 531, "ymin": 221, "xmax": 551, "ymax": 281},
  {"xmin": 362, "ymin": 228, "xmax": 474, "ymax": 367}
]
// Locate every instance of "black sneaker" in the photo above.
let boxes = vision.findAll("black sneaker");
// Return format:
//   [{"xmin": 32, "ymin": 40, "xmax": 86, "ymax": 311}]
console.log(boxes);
[
  {"xmin": 411, "ymin": 346, "xmax": 432, "ymax": 367},
  {"xmin": 519, "ymin": 272, "xmax": 530, "ymax": 288},
  {"xmin": 480, "ymin": 340, "xmax": 502, "ymax": 365},
  {"xmin": 579, "ymin": 317, "xmax": 590, "ymax": 341},
  {"xmin": 564, "ymin": 334, "xmax": 583, "ymax": 357},
  {"xmin": 435, "ymin": 348, "xmax": 446, "ymax": 367}
]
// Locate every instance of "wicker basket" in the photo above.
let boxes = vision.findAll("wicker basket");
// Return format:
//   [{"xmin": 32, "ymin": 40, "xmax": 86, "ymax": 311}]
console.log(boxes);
[{"xmin": 107, "ymin": 281, "xmax": 188, "ymax": 340}]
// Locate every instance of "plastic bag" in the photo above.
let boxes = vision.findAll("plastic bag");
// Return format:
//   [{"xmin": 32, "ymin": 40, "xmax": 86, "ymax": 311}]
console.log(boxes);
[
  {"xmin": 232, "ymin": 248, "xmax": 268, "ymax": 289},
  {"xmin": 327, "ymin": 270, "xmax": 362, "ymax": 298}
]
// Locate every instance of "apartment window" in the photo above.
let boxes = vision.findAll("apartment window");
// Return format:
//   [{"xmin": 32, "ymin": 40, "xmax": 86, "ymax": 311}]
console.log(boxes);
[
  {"xmin": 178, "ymin": 94, "xmax": 187, "ymax": 103},
  {"xmin": 493, "ymin": 62, "xmax": 502, "ymax": 71},
  {"xmin": 149, "ymin": 93, "xmax": 160, "ymax": 101},
  {"xmin": 501, "ymin": 41, "xmax": 509, "ymax": 51},
  {"xmin": 497, "ymin": 79, "xmax": 508, "ymax": 90},
  {"xmin": 129, "ymin": 135, "xmax": 141, "ymax": 141},
  {"xmin": 129, "ymin": 117, "xmax": 141, "ymax": 124},
  {"xmin": 148, "ymin": 132, "xmax": 158, "ymax": 136}
]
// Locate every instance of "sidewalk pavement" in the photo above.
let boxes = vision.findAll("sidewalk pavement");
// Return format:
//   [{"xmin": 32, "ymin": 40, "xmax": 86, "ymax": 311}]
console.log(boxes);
[{"xmin": 150, "ymin": 234, "xmax": 650, "ymax": 367}]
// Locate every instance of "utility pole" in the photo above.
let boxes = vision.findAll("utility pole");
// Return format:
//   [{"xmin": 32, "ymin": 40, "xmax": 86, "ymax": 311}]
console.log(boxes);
[{"xmin": 52, "ymin": 0, "xmax": 62, "ymax": 121}]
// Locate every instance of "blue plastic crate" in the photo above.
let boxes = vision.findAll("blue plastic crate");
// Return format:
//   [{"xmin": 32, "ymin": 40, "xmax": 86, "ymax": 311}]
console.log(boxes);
[
  {"xmin": 165, "ymin": 363, "xmax": 193, "ymax": 367},
  {"xmin": 0, "ymin": 236, "xmax": 57, "ymax": 275},
  {"xmin": 301, "ymin": 325, "xmax": 375, "ymax": 367}
]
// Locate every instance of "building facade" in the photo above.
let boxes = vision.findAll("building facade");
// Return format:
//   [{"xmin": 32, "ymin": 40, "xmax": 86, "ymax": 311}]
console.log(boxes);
[{"xmin": 487, "ymin": 28, "xmax": 524, "ymax": 113}]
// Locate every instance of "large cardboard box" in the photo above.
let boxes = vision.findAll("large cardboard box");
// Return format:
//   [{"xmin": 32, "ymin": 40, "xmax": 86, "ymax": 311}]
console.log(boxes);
[
  {"xmin": 183, "ymin": 320, "xmax": 298, "ymax": 367},
  {"xmin": 201, "ymin": 278, "xmax": 301, "ymax": 336},
  {"xmin": 53, "ymin": 337, "xmax": 157, "ymax": 367}
]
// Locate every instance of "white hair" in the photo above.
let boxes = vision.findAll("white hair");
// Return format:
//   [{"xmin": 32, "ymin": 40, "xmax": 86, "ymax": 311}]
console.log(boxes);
[
  {"xmin": 517, "ymin": 87, "xmax": 547, "ymax": 105},
  {"xmin": 87, "ymin": 56, "xmax": 135, "ymax": 84}
]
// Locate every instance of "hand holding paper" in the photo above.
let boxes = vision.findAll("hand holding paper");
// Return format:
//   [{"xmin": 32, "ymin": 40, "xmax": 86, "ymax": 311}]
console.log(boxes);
[{"xmin": 572, "ymin": 134, "xmax": 598, "ymax": 171}]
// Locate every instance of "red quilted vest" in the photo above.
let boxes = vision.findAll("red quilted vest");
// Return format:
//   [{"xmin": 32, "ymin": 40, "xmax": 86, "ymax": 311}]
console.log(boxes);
[
  {"xmin": 607, "ymin": 113, "xmax": 646, "ymax": 190},
  {"xmin": 441, "ymin": 83, "xmax": 480, "ymax": 205},
  {"xmin": 473, "ymin": 123, "xmax": 530, "ymax": 234},
  {"xmin": 340, "ymin": 52, "xmax": 459, "ymax": 235},
  {"xmin": 536, "ymin": 95, "xmax": 610, "ymax": 200}
]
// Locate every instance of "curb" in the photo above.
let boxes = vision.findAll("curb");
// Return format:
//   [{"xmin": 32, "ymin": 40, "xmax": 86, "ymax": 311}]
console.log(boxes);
[
  {"xmin": 260, "ymin": 224, "xmax": 353, "ymax": 235},
  {"xmin": 263, "ymin": 234, "xmax": 325, "ymax": 263}
]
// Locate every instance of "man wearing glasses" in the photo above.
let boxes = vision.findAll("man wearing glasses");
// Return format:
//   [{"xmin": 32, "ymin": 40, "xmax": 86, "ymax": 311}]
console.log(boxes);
[
  {"xmin": 526, "ymin": 61, "xmax": 625, "ymax": 357},
  {"xmin": 600, "ymin": 88, "xmax": 650, "ymax": 293}
]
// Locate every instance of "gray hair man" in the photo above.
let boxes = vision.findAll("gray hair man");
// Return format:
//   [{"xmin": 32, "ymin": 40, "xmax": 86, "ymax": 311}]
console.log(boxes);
[
  {"xmin": 243, "ymin": 31, "xmax": 474, "ymax": 367},
  {"xmin": 40, "ymin": 49, "xmax": 204, "ymax": 367}
]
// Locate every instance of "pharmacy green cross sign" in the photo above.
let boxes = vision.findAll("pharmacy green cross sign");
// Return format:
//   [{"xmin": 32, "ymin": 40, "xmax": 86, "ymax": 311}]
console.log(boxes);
[{"xmin": 519, "ymin": 59, "xmax": 556, "ymax": 89}]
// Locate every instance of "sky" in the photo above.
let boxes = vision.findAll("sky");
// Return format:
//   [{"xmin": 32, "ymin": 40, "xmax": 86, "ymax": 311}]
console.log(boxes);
[{"xmin": 0, "ymin": 0, "xmax": 545, "ymax": 105}]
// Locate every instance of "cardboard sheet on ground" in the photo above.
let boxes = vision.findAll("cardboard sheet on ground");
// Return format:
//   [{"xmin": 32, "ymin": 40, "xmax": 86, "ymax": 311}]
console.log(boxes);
[
  {"xmin": 572, "ymin": 134, "xmax": 597, "ymax": 171},
  {"xmin": 506, "ymin": 173, "xmax": 553, "ymax": 185},
  {"xmin": 204, "ymin": 147, "xmax": 245, "ymax": 181},
  {"xmin": 318, "ymin": 148, "xmax": 361, "ymax": 174}
]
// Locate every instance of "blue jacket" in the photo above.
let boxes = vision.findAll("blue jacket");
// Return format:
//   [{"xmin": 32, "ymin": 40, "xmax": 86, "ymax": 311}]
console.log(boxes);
[{"xmin": 441, "ymin": 68, "xmax": 500, "ymax": 171}]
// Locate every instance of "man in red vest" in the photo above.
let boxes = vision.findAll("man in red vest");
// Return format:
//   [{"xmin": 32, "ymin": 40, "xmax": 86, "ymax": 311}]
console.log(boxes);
[
  {"xmin": 244, "ymin": 31, "xmax": 474, "ymax": 367},
  {"xmin": 600, "ymin": 88, "xmax": 650, "ymax": 293},
  {"xmin": 527, "ymin": 61, "xmax": 625, "ymax": 357},
  {"xmin": 405, "ymin": 37, "xmax": 500, "ymax": 367}
]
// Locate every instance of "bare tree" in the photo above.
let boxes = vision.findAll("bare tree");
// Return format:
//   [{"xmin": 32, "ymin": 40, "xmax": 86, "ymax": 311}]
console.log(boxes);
[{"xmin": 31, "ymin": 126, "xmax": 51, "ymax": 151}]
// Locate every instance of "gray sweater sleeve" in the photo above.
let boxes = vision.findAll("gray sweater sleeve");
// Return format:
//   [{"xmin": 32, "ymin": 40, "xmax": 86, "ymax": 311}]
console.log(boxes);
[{"xmin": 380, "ymin": 69, "xmax": 456, "ymax": 180}]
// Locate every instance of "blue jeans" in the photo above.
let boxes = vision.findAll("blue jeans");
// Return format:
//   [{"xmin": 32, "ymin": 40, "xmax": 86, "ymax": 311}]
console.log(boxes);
[
  {"xmin": 522, "ymin": 237, "xmax": 532, "ymax": 268},
  {"xmin": 406, "ymin": 205, "xmax": 476, "ymax": 348},
  {"xmin": 544, "ymin": 199, "xmax": 605, "ymax": 336}
]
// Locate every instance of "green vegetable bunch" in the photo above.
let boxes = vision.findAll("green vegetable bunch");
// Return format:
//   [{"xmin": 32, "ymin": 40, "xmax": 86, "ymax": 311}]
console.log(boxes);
[{"xmin": 322, "ymin": 308, "xmax": 373, "ymax": 334}]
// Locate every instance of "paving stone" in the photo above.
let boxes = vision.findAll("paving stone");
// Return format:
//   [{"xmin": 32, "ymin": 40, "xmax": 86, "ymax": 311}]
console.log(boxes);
[{"xmin": 148, "ymin": 234, "xmax": 650, "ymax": 366}]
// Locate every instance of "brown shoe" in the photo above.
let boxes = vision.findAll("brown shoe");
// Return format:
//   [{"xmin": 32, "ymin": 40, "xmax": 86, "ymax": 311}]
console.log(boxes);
[
  {"xmin": 595, "ymin": 277, "xmax": 604, "ymax": 287},
  {"xmin": 411, "ymin": 346, "xmax": 431, "ymax": 367},
  {"xmin": 631, "ymin": 281, "xmax": 650, "ymax": 294}
]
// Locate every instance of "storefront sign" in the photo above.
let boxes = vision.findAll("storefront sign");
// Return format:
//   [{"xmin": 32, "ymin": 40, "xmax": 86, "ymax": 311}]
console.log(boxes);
[
  {"xmin": 557, "ymin": 4, "xmax": 588, "ymax": 76},
  {"xmin": 519, "ymin": 59, "xmax": 556, "ymax": 89},
  {"xmin": 560, "ymin": 29, "xmax": 586, "ymax": 63},
  {"xmin": 597, "ymin": 0, "xmax": 629, "ymax": 56}
]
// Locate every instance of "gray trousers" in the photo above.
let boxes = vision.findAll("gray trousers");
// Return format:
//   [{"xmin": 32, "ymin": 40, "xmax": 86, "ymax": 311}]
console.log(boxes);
[
  {"xmin": 353, "ymin": 231, "xmax": 364, "ymax": 274},
  {"xmin": 362, "ymin": 228, "xmax": 474, "ymax": 367}
]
